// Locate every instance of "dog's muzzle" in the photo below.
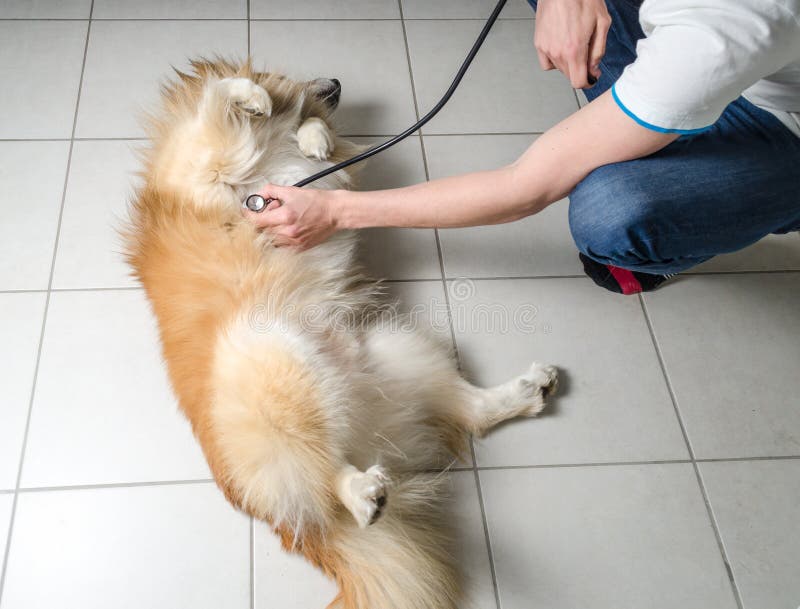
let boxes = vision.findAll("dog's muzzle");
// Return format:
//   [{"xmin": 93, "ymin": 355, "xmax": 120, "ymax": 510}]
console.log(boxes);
[{"xmin": 310, "ymin": 77, "xmax": 342, "ymax": 109}]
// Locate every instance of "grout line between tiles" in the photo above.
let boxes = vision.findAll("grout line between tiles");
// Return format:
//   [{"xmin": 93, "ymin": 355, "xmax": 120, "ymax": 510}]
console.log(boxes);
[
  {"xmin": 683, "ymin": 268, "xmax": 800, "ymax": 276},
  {"xmin": 1, "ymin": 132, "xmax": 549, "ymax": 142},
  {"xmin": 5, "ymin": 454, "xmax": 799, "ymax": 494},
  {"xmin": 396, "ymin": 0, "xmax": 461, "ymax": 365},
  {"xmin": 50, "ymin": 285, "xmax": 143, "ymax": 292},
  {"xmin": 438, "ymin": 270, "xmax": 800, "ymax": 280},
  {"xmin": 73, "ymin": 136, "xmax": 150, "ymax": 141},
  {"xmin": 416, "ymin": 131, "xmax": 546, "ymax": 137},
  {"xmin": 1, "ymin": 133, "xmax": 553, "ymax": 144},
  {"xmin": 697, "ymin": 454, "xmax": 800, "ymax": 463},
  {"xmin": 0, "ymin": 138, "xmax": 146, "ymax": 143},
  {"xmin": 636, "ymin": 297, "xmax": 694, "ymax": 458},
  {"xmin": 7, "ymin": 270, "xmax": 800, "ymax": 295},
  {"xmin": 447, "ymin": 274, "xmax": 587, "ymax": 281},
  {"xmin": 246, "ymin": 0, "xmax": 251, "ymax": 57},
  {"xmin": 17, "ymin": 478, "xmax": 214, "ymax": 493},
  {"xmin": 477, "ymin": 459, "xmax": 692, "ymax": 471},
  {"xmin": 0, "ymin": 5, "xmax": 94, "ymax": 602},
  {"xmin": 381, "ymin": 277, "xmax": 443, "ymax": 284},
  {"xmin": 470, "ymin": 456, "xmax": 504, "ymax": 609},
  {"xmin": 0, "ymin": 138, "xmax": 71, "ymax": 142},
  {"xmin": 8, "ymin": 271, "xmax": 800, "ymax": 296},
  {"xmin": 249, "ymin": 517, "xmax": 255, "ymax": 609},
  {"xmin": 637, "ymin": 294, "xmax": 745, "ymax": 609},
  {"xmin": 437, "ymin": 266, "xmax": 461, "ymax": 366},
  {"xmin": 395, "ymin": 1, "xmax": 421, "ymax": 139},
  {"xmin": 692, "ymin": 464, "xmax": 745, "ymax": 605}
]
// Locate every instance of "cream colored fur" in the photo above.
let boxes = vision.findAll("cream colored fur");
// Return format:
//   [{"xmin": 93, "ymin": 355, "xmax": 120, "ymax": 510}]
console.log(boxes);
[{"xmin": 124, "ymin": 59, "xmax": 557, "ymax": 609}]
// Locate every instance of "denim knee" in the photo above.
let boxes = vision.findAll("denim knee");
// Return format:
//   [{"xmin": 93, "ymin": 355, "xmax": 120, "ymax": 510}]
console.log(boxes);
[
  {"xmin": 568, "ymin": 165, "xmax": 668, "ymax": 271},
  {"xmin": 569, "ymin": 165, "xmax": 716, "ymax": 273}
]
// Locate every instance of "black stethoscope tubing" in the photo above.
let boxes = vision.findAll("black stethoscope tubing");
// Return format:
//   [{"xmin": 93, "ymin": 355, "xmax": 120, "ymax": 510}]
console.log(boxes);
[{"xmin": 244, "ymin": 0, "xmax": 508, "ymax": 213}]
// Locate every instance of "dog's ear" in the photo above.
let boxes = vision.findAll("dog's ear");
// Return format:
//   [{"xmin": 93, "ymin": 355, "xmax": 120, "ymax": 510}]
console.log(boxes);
[{"xmin": 307, "ymin": 78, "xmax": 342, "ymax": 110}]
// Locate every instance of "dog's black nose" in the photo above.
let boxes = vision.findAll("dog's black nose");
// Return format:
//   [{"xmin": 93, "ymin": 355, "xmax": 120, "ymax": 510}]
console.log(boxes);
[
  {"xmin": 321, "ymin": 78, "xmax": 341, "ymax": 109},
  {"xmin": 329, "ymin": 79, "xmax": 341, "ymax": 100},
  {"xmin": 310, "ymin": 77, "xmax": 342, "ymax": 109}
]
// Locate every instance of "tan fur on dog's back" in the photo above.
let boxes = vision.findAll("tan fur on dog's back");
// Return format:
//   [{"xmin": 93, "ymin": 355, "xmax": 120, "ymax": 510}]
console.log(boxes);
[{"xmin": 125, "ymin": 58, "xmax": 556, "ymax": 609}]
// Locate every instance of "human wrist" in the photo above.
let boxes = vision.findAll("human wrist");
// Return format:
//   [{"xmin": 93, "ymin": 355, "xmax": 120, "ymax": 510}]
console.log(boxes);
[{"xmin": 328, "ymin": 189, "xmax": 363, "ymax": 230}]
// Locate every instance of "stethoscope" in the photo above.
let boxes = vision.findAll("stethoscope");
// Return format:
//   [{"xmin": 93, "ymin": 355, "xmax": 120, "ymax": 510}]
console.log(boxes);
[
  {"xmin": 242, "ymin": 0, "xmax": 507, "ymax": 214},
  {"xmin": 244, "ymin": 194, "xmax": 278, "ymax": 212}
]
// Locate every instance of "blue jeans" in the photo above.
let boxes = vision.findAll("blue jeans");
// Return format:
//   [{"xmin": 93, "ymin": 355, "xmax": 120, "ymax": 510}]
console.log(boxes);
[{"xmin": 528, "ymin": 0, "xmax": 800, "ymax": 274}]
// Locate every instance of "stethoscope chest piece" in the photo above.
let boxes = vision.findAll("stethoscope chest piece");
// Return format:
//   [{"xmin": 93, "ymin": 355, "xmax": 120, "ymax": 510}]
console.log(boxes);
[{"xmin": 244, "ymin": 194, "xmax": 280, "ymax": 213}]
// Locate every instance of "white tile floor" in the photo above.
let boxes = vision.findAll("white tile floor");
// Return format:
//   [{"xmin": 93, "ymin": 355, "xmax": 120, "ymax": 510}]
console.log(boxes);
[{"xmin": 0, "ymin": 2, "xmax": 799, "ymax": 609}]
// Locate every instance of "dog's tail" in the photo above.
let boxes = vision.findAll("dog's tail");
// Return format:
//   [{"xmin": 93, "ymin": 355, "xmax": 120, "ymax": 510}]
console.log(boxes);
[
  {"xmin": 331, "ymin": 473, "xmax": 460, "ymax": 609},
  {"xmin": 291, "ymin": 472, "xmax": 461, "ymax": 609}
]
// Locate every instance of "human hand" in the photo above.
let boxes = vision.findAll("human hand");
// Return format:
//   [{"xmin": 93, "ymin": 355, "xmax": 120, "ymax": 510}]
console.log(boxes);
[
  {"xmin": 242, "ymin": 184, "xmax": 340, "ymax": 250},
  {"xmin": 533, "ymin": 0, "xmax": 611, "ymax": 89}
]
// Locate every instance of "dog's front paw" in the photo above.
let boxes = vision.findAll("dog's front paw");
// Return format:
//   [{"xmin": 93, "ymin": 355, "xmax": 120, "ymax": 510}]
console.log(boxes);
[
  {"xmin": 297, "ymin": 117, "xmax": 334, "ymax": 160},
  {"xmin": 344, "ymin": 465, "xmax": 389, "ymax": 528},
  {"xmin": 514, "ymin": 362, "xmax": 559, "ymax": 416},
  {"xmin": 219, "ymin": 77, "xmax": 272, "ymax": 117}
]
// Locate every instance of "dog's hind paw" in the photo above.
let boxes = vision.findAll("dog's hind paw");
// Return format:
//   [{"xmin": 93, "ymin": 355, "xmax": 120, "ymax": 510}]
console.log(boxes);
[
  {"xmin": 219, "ymin": 77, "xmax": 272, "ymax": 117},
  {"xmin": 342, "ymin": 465, "xmax": 389, "ymax": 528}
]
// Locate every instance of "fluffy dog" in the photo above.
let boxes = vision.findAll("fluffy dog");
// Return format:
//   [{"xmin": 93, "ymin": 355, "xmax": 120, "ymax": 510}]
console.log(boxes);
[{"xmin": 124, "ymin": 58, "xmax": 557, "ymax": 609}]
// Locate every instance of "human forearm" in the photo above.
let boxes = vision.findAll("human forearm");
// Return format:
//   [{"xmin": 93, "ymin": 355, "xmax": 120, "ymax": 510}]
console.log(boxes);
[{"xmin": 331, "ymin": 165, "xmax": 542, "ymax": 230}]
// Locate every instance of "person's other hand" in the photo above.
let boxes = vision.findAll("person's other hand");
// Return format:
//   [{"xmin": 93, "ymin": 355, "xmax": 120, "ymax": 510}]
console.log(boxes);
[
  {"xmin": 242, "ymin": 184, "xmax": 339, "ymax": 250},
  {"xmin": 534, "ymin": 0, "xmax": 611, "ymax": 89}
]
